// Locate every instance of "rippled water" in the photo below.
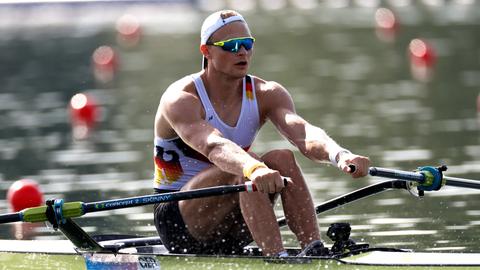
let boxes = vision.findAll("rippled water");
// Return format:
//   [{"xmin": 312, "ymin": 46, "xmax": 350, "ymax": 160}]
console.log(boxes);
[{"xmin": 0, "ymin": 1, "xmax": 479, "ymax": 253}]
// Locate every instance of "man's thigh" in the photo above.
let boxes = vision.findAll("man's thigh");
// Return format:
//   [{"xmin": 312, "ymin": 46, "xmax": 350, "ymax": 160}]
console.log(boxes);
[{"xmin": 179, "ymin": 165, "xmax": 244, "ymax": 240}]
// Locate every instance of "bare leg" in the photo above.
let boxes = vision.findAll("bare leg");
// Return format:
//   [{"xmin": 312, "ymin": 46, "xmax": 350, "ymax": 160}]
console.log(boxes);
[
  {"xmin": 179, "ymin": 166, "xmax": 243, "ymax": 241},
  {"xmin": 180, "ymin": 149, "xmax": 319, "ymax": 255},
  {"xmin": 180, "ymin": 162, "xmax": 283, "ymax": 256},
  {"xmin": 239, "ymin": 189, "xmax": 284, "ymax": 255},
  {"xmin": 262, "ymin": 149, "xmax": 321, "ymax": 248}
]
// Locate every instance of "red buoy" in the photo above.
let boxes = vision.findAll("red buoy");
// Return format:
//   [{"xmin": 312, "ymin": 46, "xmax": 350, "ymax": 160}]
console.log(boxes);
[
  {"xmin": 409, "ymin": 39, "xmax": 436, "ymax": 67},
  {"xmin": 69, "ymin": 93, "xmax": 97, "ymax": 127},
  {"xmin": 7, "ymin": 179, "xmax": 44, "ymax": 212},
  {"xmin": 69, "ymin": 93, "xmax": 98, "ymax": 140},
  {"xmin": 375, "ymin": 8, "xmax": 398, "ymax": 43},
  {"xmin": 116, "ymin": 14, "xmax": 142, "ymax": 47},
  {"xmin": 92, "ymin": 45, "xmax": 118, "ymax": 82},
  {"xmin": 92, "ymin": 45, "xmax": 118, "ymax": 70},
  {"xmin": 408, "ymin": 39, "xmax": 436, "ymax": 82}
]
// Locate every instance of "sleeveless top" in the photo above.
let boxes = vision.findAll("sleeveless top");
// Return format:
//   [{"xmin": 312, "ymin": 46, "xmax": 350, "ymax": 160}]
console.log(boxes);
[{"xmin": 153, "ymin": 72, "xmax": 260, "ymax": 190}]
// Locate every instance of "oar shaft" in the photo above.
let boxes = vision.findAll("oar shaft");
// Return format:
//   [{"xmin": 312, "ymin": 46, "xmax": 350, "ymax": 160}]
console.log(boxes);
[
  {"xmin": 368, "ymin": 167, "xmax": 425, "ymax": 183},
  {"xmin": 0, "ymin": 182, "xmax": 258, "ymax": 224},
  {"xmin": 0, "ymin": 213, "xmax": 22, "ymax": 224},
  {"xmin": 83, "ymin": 183, "xmax": 252, "ymax": 213},
  {"xmin": 83, "ymin": 179, "xmax": 291, "ymax": 214},
  {"xmin": 445, "ymin": 176, "xmax": 480, "ymax": 189},
  {"xmin": 277, "ymin": 180, "xmax": 408, "ymax": 227}
]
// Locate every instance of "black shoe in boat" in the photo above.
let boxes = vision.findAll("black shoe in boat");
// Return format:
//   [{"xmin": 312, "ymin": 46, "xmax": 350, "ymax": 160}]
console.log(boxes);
[{"xmin": 297, "ymin": 240, "xmax": 330, "ymax": 257}]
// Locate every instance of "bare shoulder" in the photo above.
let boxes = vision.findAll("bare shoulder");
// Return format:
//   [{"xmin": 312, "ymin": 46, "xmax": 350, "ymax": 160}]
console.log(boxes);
[
  {"xmin": 155, "ymin": 75, "xmax": 203, "ymax": 138},
  {"xmin": 253, "ymin": 76, "xmax": 288, "ymax": 95},
  {"xmin": 161, "ymin": 75, "xmax": 199, "ymax": 108},
  {"xmin": 252, "ymin": 76, "xmax": 294, "ymax": 119}
]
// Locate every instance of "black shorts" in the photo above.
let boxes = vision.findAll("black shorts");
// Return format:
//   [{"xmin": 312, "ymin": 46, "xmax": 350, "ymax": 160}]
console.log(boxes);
[{"xmin": 153, "ymin": 192, "xmax": 253, "ymax": 255}]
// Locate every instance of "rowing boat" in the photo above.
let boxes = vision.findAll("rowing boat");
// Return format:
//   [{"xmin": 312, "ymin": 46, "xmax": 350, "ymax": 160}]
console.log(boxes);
[
  {"xmin": 1, "ymin": 237, "xmax": 480, "ymax": 269},
  {"xmin": 1, "ymin": 166, "xmax": 480, "ymax": 269}
]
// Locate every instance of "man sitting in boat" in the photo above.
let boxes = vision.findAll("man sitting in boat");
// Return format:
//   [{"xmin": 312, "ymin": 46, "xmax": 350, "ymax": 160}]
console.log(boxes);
[{"xmin": 152, "ymin": 9, "xmax": 370, "ymax": 257}]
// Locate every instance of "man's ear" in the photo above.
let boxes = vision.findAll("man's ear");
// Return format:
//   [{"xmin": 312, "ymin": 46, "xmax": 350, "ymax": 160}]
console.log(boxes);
[{"xmin": 200, "ymin": 44, "xmax": 209, "ymax": 58}]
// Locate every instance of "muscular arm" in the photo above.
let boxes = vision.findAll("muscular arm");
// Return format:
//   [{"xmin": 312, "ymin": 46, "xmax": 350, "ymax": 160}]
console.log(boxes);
[
  {"xmin": 261, "ymin": 82, "xmax": 336, "ymax": 162},
  {"xmin": 260, "ymin": 81, "xmax": 369, "ymax": 177}
]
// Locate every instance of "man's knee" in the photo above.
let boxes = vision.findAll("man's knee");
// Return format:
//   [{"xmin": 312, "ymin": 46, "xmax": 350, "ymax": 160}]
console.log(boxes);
[{"xmin": 261, "ymin": 149, "xmax": 296, "ymax": 168}]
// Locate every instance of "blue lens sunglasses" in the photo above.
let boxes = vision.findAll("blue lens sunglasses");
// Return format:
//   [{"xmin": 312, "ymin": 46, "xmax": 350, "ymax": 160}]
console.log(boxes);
[{"xmin": 207, "ymin": 37, "xmax": 255, "ymax": 53}]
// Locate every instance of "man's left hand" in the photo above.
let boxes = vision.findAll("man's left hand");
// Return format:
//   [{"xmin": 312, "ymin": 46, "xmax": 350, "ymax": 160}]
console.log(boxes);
[{"xmin": 338, "ymin": 153, "xmax": 370, "ymax": 178}]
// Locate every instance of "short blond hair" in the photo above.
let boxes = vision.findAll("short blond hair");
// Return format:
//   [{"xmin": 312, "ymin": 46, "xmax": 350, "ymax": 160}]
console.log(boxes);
[{"xmin": 219, "ymin": 10, "xmax": 240, "ymax": 20}]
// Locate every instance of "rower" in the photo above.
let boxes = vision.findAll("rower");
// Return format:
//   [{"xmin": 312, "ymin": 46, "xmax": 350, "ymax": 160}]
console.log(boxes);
[{"xmin": 151, "ymin": 9, "xmax": 370, "ymax": 257}]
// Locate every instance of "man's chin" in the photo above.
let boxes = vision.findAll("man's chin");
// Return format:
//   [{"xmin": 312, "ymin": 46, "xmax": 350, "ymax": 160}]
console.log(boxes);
[
  {"xmin": 232, "ymin": 66, "xmax": 249, "ymax": 77},
  {"xmin": 216, "ymin": 66, "xmax": 249, "ymax": 79}
]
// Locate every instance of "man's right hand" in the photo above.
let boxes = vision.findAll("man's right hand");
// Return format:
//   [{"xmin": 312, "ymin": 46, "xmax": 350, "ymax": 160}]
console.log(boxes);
[{"xmin": 250, "ymin": 167, "xmax": 285, "ymax": 194}]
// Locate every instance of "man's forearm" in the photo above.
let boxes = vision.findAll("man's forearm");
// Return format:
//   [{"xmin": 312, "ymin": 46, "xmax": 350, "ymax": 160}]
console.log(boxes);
[
  {"xmin": 299, "ymin": 124, "xmax": 350, "ymax": 165},
  {"xmin": 206, "ymin": 136, "xmax": 262, "ymax": 178}
]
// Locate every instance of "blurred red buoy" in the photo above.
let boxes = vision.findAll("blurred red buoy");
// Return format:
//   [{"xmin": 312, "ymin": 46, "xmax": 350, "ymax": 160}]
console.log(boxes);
[
  {"xmin": 7, "ymin": 179, "xmax": 44, "ymax": 212},
  {"xmin": 116, "ymin": 14, "xmax": 142, "ymax": 47},
  {"xmin": 92, "ymin": 45, "xmax": 118, "ymax": 82},
  {"xmin": 375, "ymin": 8, "xmax": 397, "ymax": 29},
  {"xmin": 409, "ymin": 39, "xmax": 436, "ymax": 67},
  {"xmin": 92, "ymin": 45, "xmax": 118, "ymax": 70},
  {"xmin": 70, "ymin": 93, "xmax": 98, "ymax": 127},
  {"xmin": 408, "ymin": 39, "xmax": 436, "ymax": 82},
  {"xmin": 70, "ymin": 93, "xmax": 98, "ymax": 140},
  {"xmin": 375, "ymin": 8, "xmax": 398, "ymax": 42}
]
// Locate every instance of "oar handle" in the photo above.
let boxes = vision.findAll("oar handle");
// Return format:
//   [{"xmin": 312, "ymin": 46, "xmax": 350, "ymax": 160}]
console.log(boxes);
[{"xmin": 246, "ymin": 177, "xmax": 289, "ymax": 192}]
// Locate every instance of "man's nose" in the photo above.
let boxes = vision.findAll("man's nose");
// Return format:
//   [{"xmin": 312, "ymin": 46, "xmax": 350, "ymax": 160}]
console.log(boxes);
[{"xmin": 236, "ymin": 45, "xmax": 248, "ymax": 54}]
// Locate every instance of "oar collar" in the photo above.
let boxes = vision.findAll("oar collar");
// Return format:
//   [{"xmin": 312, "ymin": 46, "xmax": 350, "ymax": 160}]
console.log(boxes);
[
  {"xmin": 45, "ymin": 199, "xmax": 66, "ymax": 230},
  {"xmin": 415, "ymin": 165, "xmax": 447, "ymax": 196}
]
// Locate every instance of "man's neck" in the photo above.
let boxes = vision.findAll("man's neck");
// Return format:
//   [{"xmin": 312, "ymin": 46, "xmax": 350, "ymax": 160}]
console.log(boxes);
[{"xmin": 201, "ymin": 68, "xmax": 244, "ymax": 101}]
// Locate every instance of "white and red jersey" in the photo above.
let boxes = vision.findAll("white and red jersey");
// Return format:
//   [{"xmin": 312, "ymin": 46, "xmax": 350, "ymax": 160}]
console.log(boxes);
[{"xmin": 153, "ymin": 73, "xmax": 260, "ymax": 190}]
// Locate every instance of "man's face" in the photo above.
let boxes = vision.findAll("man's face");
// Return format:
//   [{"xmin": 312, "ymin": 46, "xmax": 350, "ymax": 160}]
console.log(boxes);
[{"xmin": 206, "ymin": 21, "xmax": 254, "ymax": 78}]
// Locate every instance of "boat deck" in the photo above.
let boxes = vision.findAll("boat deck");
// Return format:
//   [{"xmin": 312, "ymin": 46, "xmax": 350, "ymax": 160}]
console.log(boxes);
[{"xmin": 2, "ymin": 238, "xmax": 480, "ymax": 270}]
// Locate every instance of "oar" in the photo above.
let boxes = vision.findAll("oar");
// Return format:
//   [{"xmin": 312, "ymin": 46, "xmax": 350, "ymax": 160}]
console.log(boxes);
[
  {"xmin": 347, "ymin": 164, "xmax": 480, "ymax": 191},
  {"xmin": 0, "ymin": 181, "xmax": 260, "ymax": 225},
  {"xmin": 278, "ymin": 165, "xmax": 480, "ymax": 227},
  {"xmin": 368, "ymin": 166, "xmax": 480, "ymax": 190}
]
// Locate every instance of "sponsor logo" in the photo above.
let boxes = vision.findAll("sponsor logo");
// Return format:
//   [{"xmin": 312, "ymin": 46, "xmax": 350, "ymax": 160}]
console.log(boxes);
[
  {"xmin": 138, "ymin": 256, "xmax": 160, "ymax": 269},
  {"xmin": 85, "ymin": 254, "xmax": 161, "ymax": 270}
]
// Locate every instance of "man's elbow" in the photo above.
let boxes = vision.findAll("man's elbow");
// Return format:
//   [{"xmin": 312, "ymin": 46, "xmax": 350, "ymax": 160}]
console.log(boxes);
[
  {"xmin": 204, "ymin": 135, "xmax": 228, "ymax": 160},
  {"xmin": 292, "ymin": 139, "xmax": 309, "ymax": 155}
]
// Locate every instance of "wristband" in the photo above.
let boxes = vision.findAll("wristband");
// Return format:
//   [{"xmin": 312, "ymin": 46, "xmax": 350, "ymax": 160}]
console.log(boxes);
[
  {"xmin": 243, "ymin": 161, "xmax": 267, "ymax": 179},
  {"xmin": 329, "ymin": 148, "xmax": 351, "ymax": 168}
]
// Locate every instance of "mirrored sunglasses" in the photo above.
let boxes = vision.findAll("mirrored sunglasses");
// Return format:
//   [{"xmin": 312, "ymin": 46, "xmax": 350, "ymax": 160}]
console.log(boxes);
[{"xmin": 207, "ymin": 37, "xmax": 255, "ymax": 53}]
